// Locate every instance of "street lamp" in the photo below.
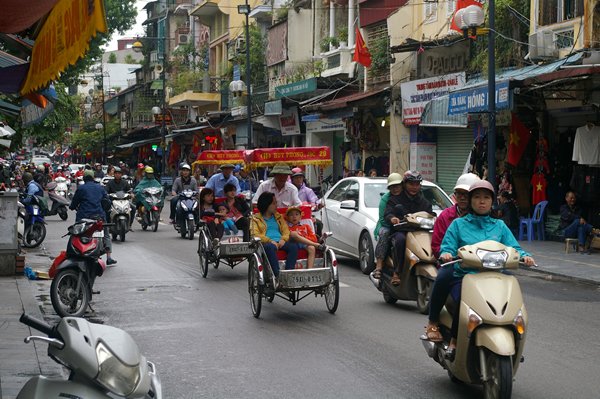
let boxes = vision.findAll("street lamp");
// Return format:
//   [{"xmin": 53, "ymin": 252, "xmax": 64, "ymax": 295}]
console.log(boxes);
[
  {"xmin": 132, "ymin": 37, "xmax": 168, "ymax": 175},
  {"xmin": 95, "ymin": 122, "xmax": 106, "ymax": 164},
  {"xmin": 94, "ymin": 64, "xmax": 109, "ymax": 164},
  {"xmin": 237, "ymin": 0, "xmax": 252, "ymax": 149}
]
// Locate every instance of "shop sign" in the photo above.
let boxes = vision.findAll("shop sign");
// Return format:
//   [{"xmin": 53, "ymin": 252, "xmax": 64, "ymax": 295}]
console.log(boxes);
[
  {"xmin": 279, "ymin": 106, "xmax": 301, "ymax": 136},
  {"xmin": 448, "ymin": 81, "xmax": 510, "ymax": 115},
  {"xmin": 264, "ymin": 99, "xmax": 282, "ymax": 116},
  {"xmin": 401, "ymin": 72, "xmax": 466, "ymax": 126},
  {"xmin": 21, "ymin": 0, "xmax": 108, "ymax": 95},
  {"xmin": 275, "ymin": 78, "xmax": 317, "ymax": 99},
  {"xmin": 409, "ymin": 143, "xmax": 436, "ymax": 182},
  {"xmin": 305, "ymin": 117, "xmax": 346, "ymax": 134},
  {"xmin": 418, "ymin": 42, "xmax": 469, "ymax": 78}
]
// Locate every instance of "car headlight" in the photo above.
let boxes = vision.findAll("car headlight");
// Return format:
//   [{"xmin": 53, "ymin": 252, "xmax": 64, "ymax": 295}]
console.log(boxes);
[
  {"xmin": 95, "ymin": 342, "xmax": 140, "ymax": 396},
  {"xmin": 415, "ymin": 216, "xmax": 434, "ymax": 230},
  {"xmin": 476, "ymin": 249, "xmax": 508, "ymax": 269}
]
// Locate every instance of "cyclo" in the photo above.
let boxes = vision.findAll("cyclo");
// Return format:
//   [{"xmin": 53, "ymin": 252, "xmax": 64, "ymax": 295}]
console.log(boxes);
[
  {"xmin": 243, "ymin": 147, "xmax": 339, "ymax": 318},
  {"xmin": 193, "ymin": 149, "xmax": 255, "ymax": 278}
]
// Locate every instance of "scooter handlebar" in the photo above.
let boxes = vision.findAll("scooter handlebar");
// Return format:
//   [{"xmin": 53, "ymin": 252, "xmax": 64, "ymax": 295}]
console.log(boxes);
[{"xmin": 19, "ymin": 313, "xmax": 55, "ymax": 337}]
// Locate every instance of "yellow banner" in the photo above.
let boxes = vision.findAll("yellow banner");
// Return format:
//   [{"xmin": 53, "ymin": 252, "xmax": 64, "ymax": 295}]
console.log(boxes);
[{"xmin": 21, "ymin": 0, "xmax": 107, "ymax": 95}]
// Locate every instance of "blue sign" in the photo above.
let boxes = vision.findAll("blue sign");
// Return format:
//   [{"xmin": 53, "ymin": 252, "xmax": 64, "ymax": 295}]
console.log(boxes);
[
  {"xmin": 233, "ymin": 65, "xmax": 241, "ymax": 81},
  {"xmin": 448, "ymin": 81, "xmax": 510, "ymax": 115}
]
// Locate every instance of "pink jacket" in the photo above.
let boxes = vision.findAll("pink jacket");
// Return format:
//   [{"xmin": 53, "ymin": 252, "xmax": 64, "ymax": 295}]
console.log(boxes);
[{"xmin": 431, "ymin": 205, "xmax": 459, "ymax": 259}]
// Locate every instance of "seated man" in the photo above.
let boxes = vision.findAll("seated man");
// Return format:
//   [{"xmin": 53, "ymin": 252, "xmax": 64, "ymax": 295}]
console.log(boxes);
[{"xmin": 560, "ymin": 191, "xmax": 597, "ymax": 253}]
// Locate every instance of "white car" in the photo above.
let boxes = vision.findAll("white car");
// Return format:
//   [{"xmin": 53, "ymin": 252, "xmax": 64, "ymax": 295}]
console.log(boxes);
[
  {"xmin": 68, "ymin": 164, "xmax": 85, "ymax": 174},
  {"xmin": 319, "ymin": 177, "xmax": 453, "ymax": 274}
]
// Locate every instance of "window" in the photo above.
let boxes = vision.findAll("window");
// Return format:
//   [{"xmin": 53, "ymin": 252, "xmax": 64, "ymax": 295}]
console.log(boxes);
[
  {"xmin": 424, "ymin": 1, "xmax": 438, "ymax": 24},
  {"xmin": 363, "ymin": 182, "xmax": 388, "ymax": 208},
  {"xmin": 327, "ymin": 181, "xmax": 351, "ymax": 202},
  {"xmin": 539, "ymin": 0, "xmax": 583, "ymax": 25},
  {"xmin": 344, "ymin": 181, "xmax": 360, "ymax": 202},
  {"xmin": 447, "ymin": 0, "xmax": 457, "ymax": 17}
]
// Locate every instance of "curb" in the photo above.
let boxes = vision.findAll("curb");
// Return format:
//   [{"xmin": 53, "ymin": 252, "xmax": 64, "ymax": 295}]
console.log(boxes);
[{"xmin": 518, "ymin": 265, "xmax": 600, "ymax": 286}]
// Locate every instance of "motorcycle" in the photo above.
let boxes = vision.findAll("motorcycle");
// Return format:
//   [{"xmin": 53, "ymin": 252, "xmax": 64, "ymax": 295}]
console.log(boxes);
[
  {"xmin": 19, "ymin": 193, "xmax": 47, "ymax": 248},
  {"xmin": 16, "ymin": 313, "xmax": 162, "ymax": 398},
  {"xmin": 369, "ymin": 211, "xmax": 438, "ymax": 314},
  {"xmin": 174, "ymin": 189, "xmax": 198, "ymax": 240},
  {"xmin": 421, "ymin": 240, "xmax": 529, "ymax": 399},
  {"xmin": 54, "ymin": 176, "xmax": 69, "ymax": 199},
  {"xmin": 109, "ymin": 190, "xmax": 133, "ymax": 242},
  {"xmin": 49, "ymin": 219, "xmax": 110, "ymax": 317},
  {"xmin": 46, "ymin": 181, "xmax": 70, "ymax": 220},
  {"xmin": 138, "ymin": 186, "xmax": 163, "ymax": 232}
]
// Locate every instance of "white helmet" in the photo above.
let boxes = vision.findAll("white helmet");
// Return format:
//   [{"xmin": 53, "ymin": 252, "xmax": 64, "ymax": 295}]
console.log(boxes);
[
  {"xmin": 181, "ymin": 163, "xmax": 191, "ymax": 170},
  {"xmin": 387, "ymin": 172, "xmax": 403, "ymax": 188},
  {"xmin": 37, "ymin": 164, "xmax": 45, "ymax": 172},
  {"xmin": 454, "ymin": 173, "xmax": 480, "ymax": 192}
]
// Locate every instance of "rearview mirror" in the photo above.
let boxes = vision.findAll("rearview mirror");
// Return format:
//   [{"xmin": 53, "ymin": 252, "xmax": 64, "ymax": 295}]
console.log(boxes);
[{"xmin": 340, "ymin": 200, "xmax": 357, "ymax": 210}]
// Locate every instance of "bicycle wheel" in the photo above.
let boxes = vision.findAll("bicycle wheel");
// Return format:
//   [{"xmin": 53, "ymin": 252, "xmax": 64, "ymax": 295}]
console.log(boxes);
[{"xmin": 248, "ymin": 256, "xmax": 263, "ymax": 318}]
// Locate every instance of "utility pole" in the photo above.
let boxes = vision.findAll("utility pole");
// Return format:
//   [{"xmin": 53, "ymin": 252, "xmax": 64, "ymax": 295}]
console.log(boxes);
[
  {"xmin": 487, "ymin": 0, "xmax": 496, "ymax": 186},
  {"xmin": 99, "ymin": 63, "xmax": 107, "ymax": 164},
  {"xmin": 243, "ymin": 0, "xmax": 252, "ymax": 148}
]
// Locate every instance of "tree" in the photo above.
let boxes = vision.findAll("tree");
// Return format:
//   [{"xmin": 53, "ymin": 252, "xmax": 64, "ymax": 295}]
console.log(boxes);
[
  {"xmin": 108, "ymin": 53, "xmax": 117, "ymax": 63},
  {"xmin": 124, "ymin": 54, "xmax": 137, "ymax": 64},
  {"xmin": 232, "ymin": 24, "xmax": 267, "ymax": 86}
]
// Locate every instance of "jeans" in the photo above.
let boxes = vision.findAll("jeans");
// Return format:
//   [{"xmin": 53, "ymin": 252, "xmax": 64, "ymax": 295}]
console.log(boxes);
[
  {"xmin": 262, "ymin": 241, "xmax": 298, "ymax": 277},
  {"xmin": 169, "ymin": 196, "xmax": 178, "ymax": 220},
  {"xmin": 563, "ymin": 219, "xmax": 593, "ymax": 246},
  {"xmin": 222, "ymin": 218, "xmax": 238, "ymax": 234},
  {"xmin": 375, "ymin": 227, "xmax": 391, "ymax": 260},
  {"xmin": 391, "ymin": 232, "xmax": 407, "ymax": 274}
]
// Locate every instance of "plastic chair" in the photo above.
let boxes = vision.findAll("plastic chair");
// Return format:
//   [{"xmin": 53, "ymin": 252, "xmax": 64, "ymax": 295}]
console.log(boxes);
[{"xmin": 518, "ymin": 200, "xmax": 548, "ymax": 241}]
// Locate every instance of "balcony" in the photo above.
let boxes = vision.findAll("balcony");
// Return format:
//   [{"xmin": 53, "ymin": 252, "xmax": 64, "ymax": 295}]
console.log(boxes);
[
  {"xmin": 320, "ymin": 46, "xmax": 355, "ymax": 78},
  {"xmin": 169, "ymin": 77, "xmax": 223, "ymax": 110}
]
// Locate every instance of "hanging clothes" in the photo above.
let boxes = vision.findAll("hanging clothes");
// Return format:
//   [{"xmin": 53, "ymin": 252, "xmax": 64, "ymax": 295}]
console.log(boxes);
[{"xmin": 572, "ymin": 124, "xmax": 600, "ymax": 165}]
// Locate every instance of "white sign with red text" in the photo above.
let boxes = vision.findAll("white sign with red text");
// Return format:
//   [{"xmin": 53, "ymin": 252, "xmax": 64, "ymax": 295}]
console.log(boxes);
[
  {"xmin": 401, "ymin": 72, "xmax": 466, "ymax": 125},
  {"xmin": 409, "ymin": 142, "xmax": 437, "ymax": 182}
]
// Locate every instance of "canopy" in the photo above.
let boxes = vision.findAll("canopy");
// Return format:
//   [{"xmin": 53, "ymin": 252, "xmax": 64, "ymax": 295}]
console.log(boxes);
[
  {"xmin": 0, "ymin": 0, "xmax": 59, "ymax": 34},
  {"xmin": 244, "ymin": 146, "xmax": 332, "ymax": 168},
  {"xmin": 193, "ymin": 150, "xmax": 247, "ymax": 166}
]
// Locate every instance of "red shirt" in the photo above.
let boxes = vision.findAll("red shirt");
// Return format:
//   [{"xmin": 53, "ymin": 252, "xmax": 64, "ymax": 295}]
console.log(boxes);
[
  {"xmin": 530, "ymin": 173, "xmax": 547, "ymax": 205},
  {"xmin": 431, "ymin": 205, "xmax": 459, "ymax": 259},
  {"xmin": 289, "ymin": 223, "xmax": 317, "ymax": 243}
]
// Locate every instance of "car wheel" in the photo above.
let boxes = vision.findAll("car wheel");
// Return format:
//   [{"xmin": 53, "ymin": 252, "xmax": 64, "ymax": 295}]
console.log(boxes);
[{"xmin": 358, "ymin": 232, "xmax": 375, "ymax": 274}]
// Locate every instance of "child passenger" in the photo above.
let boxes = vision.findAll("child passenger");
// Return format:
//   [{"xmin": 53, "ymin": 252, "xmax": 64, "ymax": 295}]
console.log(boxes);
[
  {"xmin": 286, "ymin": 207, "xmax": 325, "ymax": 269},
  {"xmin": 216, "ymin": 203, "xmax": 239, "ymax": 235}
]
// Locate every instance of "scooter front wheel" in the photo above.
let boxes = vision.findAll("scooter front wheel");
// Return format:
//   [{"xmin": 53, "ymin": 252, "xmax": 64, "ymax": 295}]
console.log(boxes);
[
  {"xmin": 416, "ymin": 276, "xmax": 433, "ymax": 314},
  {"xmin": 58, "ymin": 207, "xmax": 68, "ymax": 221},
  {"xmin": 50, "ymin": 269, "xmax": 90, "ymax": 318},
  {"xmin": 152, "ymin": 210, "xmax": 159, "ymax": 232},
  {"xmin": 187, "ymin": 219, "xmax": 195, "ymax": 240},
  {"xmin": 23, "ymin": 222, "xmax": 46, "ymax": 248},
  {"xmin": 483, "ymin": 352, "xmax": 513, "ymax": 399}
]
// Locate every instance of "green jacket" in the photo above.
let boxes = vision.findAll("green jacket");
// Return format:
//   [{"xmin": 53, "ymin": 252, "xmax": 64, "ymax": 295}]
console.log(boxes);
[
  {"xmin": 134, "ymin": 177, "xmax": 164, "ymax": 208},
  {"xmin": 374, "ymin": 191, "xmax": 390, "ymax": 239}
]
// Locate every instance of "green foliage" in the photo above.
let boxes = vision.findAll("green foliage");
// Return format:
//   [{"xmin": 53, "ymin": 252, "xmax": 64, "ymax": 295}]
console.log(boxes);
[
  {"xmin": 20, "ymin": 83, "xmax": 79, "ymax": 147},
  {"xmin": 275, "ymin": 1, "xmax": 293, "ymax": 21},
  {"xmin": 123, "ymin": 54, "xmax": 137, "ymax": 64},
  {"xmin": 370, "ymin": 36, "xmax": 390, "ymax": 76},
  {"xmin": 70, "ymin": 117, "xmax": 120, "ymax": 153},
  {"xmin": 232, "ymin": 24, "xmax": 267, "ymax": 86},
  {"xmin": 337, "ymin": 26, "xmax": 348, "ymax": 43},
  {"xmin": 320, "ymin": 36, "xmax": 340, "ymax": 52},
  {"xmin": 468, "ymin": 0, "xmax": 531, "ymax": 73},
  {"xmin": 107, "ymin": 53, "xmax": 117, "ymax": 63}
]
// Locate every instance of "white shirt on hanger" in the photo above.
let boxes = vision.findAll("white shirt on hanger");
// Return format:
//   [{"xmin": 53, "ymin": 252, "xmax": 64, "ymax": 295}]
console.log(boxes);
[{"xmin": 572, "ymin": 124, "xmax": 600, "ymax": 165}]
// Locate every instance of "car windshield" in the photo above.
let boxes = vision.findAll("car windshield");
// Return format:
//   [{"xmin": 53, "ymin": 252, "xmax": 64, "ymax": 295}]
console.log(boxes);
[
  {"xmin": 364, "ymin": 182, "xmax": 388, "ymax": 208},
  {"xmin": 423, "ymin": 186, "xmax": 453, "ymax": 211}
]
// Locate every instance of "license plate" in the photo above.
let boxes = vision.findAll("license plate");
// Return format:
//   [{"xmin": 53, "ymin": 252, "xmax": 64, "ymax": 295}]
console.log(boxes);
[
  {"xmin": 92, "ymin": 231, "xmax": 104, "ymax": 238},
  {"xmin": 278, "ymin": 269, "xmax": 330, "ymax": 289},
  {"xmin": 220, "ymin": 243, "xmax": 252, "ymax": 256}
]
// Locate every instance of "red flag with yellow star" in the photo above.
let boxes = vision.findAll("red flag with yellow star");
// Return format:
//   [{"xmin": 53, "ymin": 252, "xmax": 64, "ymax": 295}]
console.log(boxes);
[
  {"xmin": 507, "ymin": 113, "xmax": 531, "ymax": 166},
  {"xmin": 353, "ymin": 27, "xmax": 372, "ymax": 68}
]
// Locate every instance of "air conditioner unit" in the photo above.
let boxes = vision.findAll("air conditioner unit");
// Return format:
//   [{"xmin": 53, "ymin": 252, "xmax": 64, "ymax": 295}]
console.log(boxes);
[
  {"xmin": 178, "ymin": 34, "xmax": 189, "ymax": 44},
  {"xmin": 529, "ymin": 30, "xmax": 558, "ymax": 61},
  {"xmin": 235, "ymin": 37, "xmax": 246, "ymax": 53}
]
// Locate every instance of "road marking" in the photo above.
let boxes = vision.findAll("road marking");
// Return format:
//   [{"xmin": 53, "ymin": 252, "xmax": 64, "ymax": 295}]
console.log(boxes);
[{"xmin": 339, "ymin": 282, "xmax": 350, "ymax": 288}]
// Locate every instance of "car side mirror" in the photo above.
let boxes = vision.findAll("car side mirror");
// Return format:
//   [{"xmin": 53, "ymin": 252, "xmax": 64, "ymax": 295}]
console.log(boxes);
[{"xmin": 340, "ymin": 199, "xmax": 357, "ymax": 210}]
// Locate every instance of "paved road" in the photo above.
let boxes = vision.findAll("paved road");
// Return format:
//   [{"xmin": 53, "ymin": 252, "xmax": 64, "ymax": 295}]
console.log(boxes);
[{"xmin": 26, "ymin": 213, "xmax": 600, "ymax": 398}]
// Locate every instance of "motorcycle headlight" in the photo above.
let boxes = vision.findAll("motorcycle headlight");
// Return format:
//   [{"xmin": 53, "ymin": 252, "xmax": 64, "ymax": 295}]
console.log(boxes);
[
  {"xmin": 32, "ymin": 206, "xmax": 39, "ymax": 215},
  {"xmin": 95, "ymin": 342, "xmax": 140, "ymax": 396},
  {"xmin": 415, "ymin": 216, "xmax": 435, "ymax": 230},
  {"xmin": 181, "ymin": 202, "xmax": 188, "ymax": 211},
  {"xmin": 476, "ymin": 250, "xmax": 508, "ymax": 269}
]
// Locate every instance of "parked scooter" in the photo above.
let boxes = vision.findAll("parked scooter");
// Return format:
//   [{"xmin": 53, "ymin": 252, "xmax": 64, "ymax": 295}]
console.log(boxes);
[
  {"xmin": 46, "ymin": 181, "xmax": 70, "ymax": 220},
  {"xmin": 174, "ymin": 189, "xmax": 198, "ymax": 240},
  {"xmin": 16, "ymin": 313, "xmax": 162, "ymax": 398},
  {"xmin": 54, "ymin": 176, "xmax": 69, "ymax": 199},
  {"xmin": 49, "ymin": 219, "xmax": 110, "ymax": 317},
  {"xmin": 138, "ymin": 186, "xmax": 163, "ymax": 232},
  {"xmin": 109, "ymin": 190, "xmax": 133, "ymax": 242},
  {"xmin": 19, "ymin": 193, "xmax": 47, "ymax": 248},
  {"xmin": 421, "ymin": 240, "xmax": 529, "ymax": 399},
  {"xmin": 369, "ymin": 211, "xmax": 438, "ymax": 313}
]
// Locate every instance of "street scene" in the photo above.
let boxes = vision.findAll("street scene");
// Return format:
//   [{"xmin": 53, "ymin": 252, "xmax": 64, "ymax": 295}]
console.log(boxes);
[{"xmin": 2, "ymin": 0, "xmax": 600, "ymax": 398}]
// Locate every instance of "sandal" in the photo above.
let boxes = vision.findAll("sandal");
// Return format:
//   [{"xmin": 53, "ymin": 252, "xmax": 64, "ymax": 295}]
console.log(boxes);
[
  {"xmin": 391, "ymin": 274, "xmax": 401, "ymax": 286},
  {"xmin": 372, "ymin": 269, "xmax": 382, "ymax": 279},
  {"xmin": 425, "ymin": 325, "xmax": 443, "ymax": 342}
]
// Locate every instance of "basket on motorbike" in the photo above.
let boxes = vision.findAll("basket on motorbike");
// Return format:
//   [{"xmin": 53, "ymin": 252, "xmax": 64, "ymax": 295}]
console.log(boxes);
[{"xmin": 247, "ymin": 205, "xmax": 339, "ymax": 318}]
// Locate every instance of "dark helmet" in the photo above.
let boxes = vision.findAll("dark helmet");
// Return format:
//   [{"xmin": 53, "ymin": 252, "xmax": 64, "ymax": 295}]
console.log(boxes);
[
  {"xmin": 468, "ymin": 179, "xmax": 496, "ymax": 200},
  {"xmin": 402, "ymin": 170, "xmax": 422, "ymax": 184},
  {"xmin": 23, "ymin": 172, "xmax": 33, "ymax": 183}
]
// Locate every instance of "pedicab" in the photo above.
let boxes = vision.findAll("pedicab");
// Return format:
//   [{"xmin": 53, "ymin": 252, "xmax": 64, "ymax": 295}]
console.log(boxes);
[
  {"xmin": 241, "ymin": 147, "xmax": 338, "ymax": 318},
  {"xmin": 193, "ymin": 149, "xmax": 255, "ymax": 278}
]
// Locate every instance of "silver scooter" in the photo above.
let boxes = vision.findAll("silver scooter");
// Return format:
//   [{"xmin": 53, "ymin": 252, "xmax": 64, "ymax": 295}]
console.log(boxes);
[{"xmin": 17, "ymin": 313, "xmax": 162, "ymax": 399}]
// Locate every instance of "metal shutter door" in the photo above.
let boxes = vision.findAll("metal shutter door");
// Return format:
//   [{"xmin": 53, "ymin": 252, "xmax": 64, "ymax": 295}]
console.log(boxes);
[{"xmin": 436, "ymin": 129, "xmax": 474, "ymax": 194}]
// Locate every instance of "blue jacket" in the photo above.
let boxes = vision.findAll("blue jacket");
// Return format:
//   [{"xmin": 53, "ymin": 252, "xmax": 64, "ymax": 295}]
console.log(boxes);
[
  {"xmin": 70, "ymin": 180, "xmax": 109, "ymax": 221},
  {"xmin": 440, "ymin": 213, "xmax": 530, "ymax": 276}
]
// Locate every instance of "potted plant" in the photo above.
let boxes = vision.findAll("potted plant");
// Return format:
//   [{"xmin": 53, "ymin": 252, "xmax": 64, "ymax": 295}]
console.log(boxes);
[
  {"xmin": 320, "ymin": 36, "xmax": 340, "ymax": 52},
  {"xmin": 338, "ymin": 27, "xmax": 348, "ymax": 47}
]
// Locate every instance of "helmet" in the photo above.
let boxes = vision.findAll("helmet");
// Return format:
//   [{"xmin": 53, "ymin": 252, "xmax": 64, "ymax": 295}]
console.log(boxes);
[
  {"xmin": 137, "ymin": 163, "xmax": 145, "ymax": 169},
  {"xmin": 37, "ymin": 164, "xmax": 45, "ymax": 172},
  {"xmin": 23, "ymin": 172, "xmax": 33, "ymax": 183},
  {"xmin": 57, "ymin": 166, "xmax": 62, "ymax": 170},
  {"xmin": 291, "ymin": 167, "xmax": 303, "ymax": 175},
  {"xmin": 387, "ymin": 172, "xmax": 403, "ymax": 188},
  {"xmin": 83, "ymin": 170, "xmax": 94, "ymax": 179},
  {"xmin": 468, "ymin": 179, "xmax": 495, "ymax": 199},
  {"xmin": 402, "ymin": 170, "xmax": 422, "ymax": 183},
  {"xmin": 144, "ymin": 166, "xmax": 154, "ymax": 174},
  {"xmin": 454, "ymin": 173, "xmax": 480, "ymax": 192},
  {"xmin": 113, "ymin": 166, "xmax": 122, "ymax": 173},
  {"xmin": 180, "ymin": 163, "xmax": 191, "ymax": 170}
]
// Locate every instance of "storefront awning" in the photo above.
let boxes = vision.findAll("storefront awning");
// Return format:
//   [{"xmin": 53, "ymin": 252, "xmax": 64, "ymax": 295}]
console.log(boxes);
[
  {"xmin": 115, "ymin": 137, "xmax": 161, "ymax": 149},
  {"xmin": 303, "ymin": 87, "xmax": 389, "ymax": 112},
  {"xmin": 165, "ymin": 124, "xmax": 209, "ymax": 139},
  {"xmin": 0, "ymin": 0, "xmax": 58, "ymax": 33},
  {"xmin": 420, "ymin": 95, "xmax": 467, "ymax": 128}
]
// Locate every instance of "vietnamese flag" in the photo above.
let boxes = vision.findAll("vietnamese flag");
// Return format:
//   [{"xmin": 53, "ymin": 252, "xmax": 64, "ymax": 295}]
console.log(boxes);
[
  {"xmin": 353, "ymin": 27, "xmax": 372, "ymax": 68},
  {"xmin": 507, "ymin": 113, "xmax": 531, "ymax": 166},
  {"xmin": 451, "ymin": 0, "xmax": 484, "ymax": 33}
]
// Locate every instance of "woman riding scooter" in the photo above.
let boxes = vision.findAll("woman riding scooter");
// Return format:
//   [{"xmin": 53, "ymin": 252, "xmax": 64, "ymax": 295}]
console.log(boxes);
[{"xmin": 424, "ymin": 180, "xmax": 535, "ymax": 359}]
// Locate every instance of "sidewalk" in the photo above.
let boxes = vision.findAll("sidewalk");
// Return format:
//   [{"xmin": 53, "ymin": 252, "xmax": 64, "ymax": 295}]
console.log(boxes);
[{"xmin": 518, "ymin": 239, "xmax": 600, "ymax": 284}]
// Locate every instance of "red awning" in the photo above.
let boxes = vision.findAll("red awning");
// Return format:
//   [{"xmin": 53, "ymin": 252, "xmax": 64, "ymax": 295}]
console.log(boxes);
[
  {"xmin": 359, "ymin": 0, "xmax": 408, "ymax": 27},
  {"xmin": 0, "ymin": 0, "xmax": 59, "ymax": 33}
]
